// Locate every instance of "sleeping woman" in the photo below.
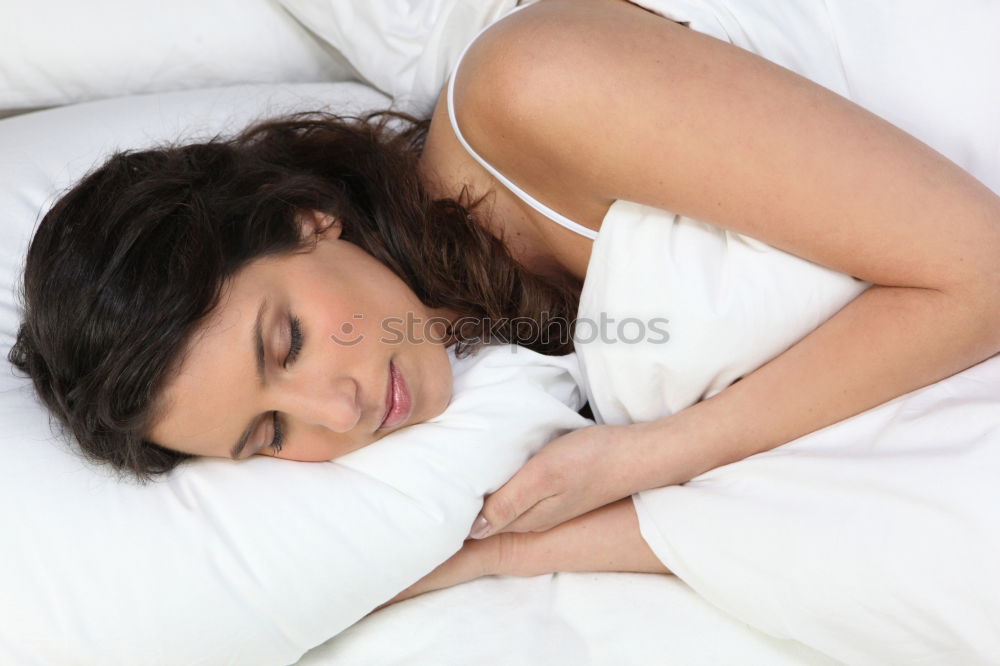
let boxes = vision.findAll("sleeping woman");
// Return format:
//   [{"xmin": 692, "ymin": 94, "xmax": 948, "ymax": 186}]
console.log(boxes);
[{"xmin": 9, "ymin": 0, "xmax": 1000, "ymax": 593}]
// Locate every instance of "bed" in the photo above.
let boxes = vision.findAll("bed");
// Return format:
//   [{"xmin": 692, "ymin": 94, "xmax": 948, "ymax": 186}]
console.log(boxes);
[{"xmin": 3, "ymin": 2, "xmax": 998, "ymax": 665}]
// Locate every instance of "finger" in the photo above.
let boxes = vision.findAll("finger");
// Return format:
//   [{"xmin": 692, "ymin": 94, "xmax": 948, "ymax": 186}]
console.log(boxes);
[
  {"xmin": 468, "ymin": 466, "xmax": 553, "ymax": 540},
  {"xmin": 498, "ymin": 495, "xmax": 566, "ymax": 535}
]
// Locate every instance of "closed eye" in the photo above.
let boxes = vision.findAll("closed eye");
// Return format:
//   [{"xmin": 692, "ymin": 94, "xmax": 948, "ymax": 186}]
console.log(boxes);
[
  {"xmin": 268, "ymin": 411, "xmax": 285, "ymax": 454},
  {"xmin": 284, "ymin": 315, "xmax": 303, "ymax": 368},
  {"xmin": 266, "ymin": 314, "xmax": 303, "ymax": 456}
]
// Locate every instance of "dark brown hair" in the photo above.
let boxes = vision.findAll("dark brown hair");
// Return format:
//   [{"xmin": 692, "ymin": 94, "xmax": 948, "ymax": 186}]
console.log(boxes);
[{"xmin": 7, "ymin": 111, "xmax": 579, "ymax": 484}]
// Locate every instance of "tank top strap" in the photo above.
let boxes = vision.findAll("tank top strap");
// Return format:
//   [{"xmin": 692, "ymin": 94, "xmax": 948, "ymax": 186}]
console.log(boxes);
[{"xmin": 446, "ymin": 3, "xmax": 600, "ymax": 242}]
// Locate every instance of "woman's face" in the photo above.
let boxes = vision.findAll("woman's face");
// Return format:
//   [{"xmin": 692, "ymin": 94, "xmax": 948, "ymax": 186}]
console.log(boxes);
[{"xmin": 148, "ymin": 211, "xmax": 455, "ymax": 462}]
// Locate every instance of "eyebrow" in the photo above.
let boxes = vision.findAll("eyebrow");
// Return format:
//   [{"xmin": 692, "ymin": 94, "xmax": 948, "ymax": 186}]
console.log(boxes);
[{"xmin": 229, "ymin": 297, "xmax": 269, "ymax": 460}]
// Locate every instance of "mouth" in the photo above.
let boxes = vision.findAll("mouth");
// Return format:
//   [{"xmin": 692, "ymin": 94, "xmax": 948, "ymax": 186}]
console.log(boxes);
[{"xmin": 378, "ymin": 360, "xmax": 412, "ymax": 431}]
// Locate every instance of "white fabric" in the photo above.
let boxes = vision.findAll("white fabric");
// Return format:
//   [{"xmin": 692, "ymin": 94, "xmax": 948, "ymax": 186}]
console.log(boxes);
[
  {"xmin": 634, "ymin": 357, "xmax": 1000, "ymax": 665},
  {"xmin": 277, "ymin": 0, "xmax": 519, "ymax": 117},
  {"xmin": 0, "ymin": 0, "xmax": 353, "ymax": 112},
  {"xmin": 573, "ymin": 1, "xmax": 1000, "ymax": 663},
  {"xmin": 576, "ymin": 201, "xmax": 870, "ymax": 423},
  {"xmin": 0, "ymin": 83, "xmax": 589, "ymax": 665},
  {"xmin": 297, "ymin": 573, "xmax": 840, "ymax": 665}
]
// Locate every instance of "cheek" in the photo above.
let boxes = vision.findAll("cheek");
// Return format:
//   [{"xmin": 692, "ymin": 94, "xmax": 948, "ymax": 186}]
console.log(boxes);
[
  {"xmin": 314, "ymin": 297, "xmax": 393, "ymax": 355},
  {"xmin": 283, "ymin": 447, "xmax": 347, "ymax": 463},
  {"xmin": 311, "ymin": 297, "xmax": 365, "ymax": 341},
  {"xmin": 280, "ymin": 430, "xmax": 372, "ymax": 463},
  {"xmin": 286, "ymin": 448, "xmax": 341, "ymax": 463}
]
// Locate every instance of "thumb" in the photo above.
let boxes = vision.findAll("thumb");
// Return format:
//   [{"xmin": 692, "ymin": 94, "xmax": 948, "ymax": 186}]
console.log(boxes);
[{"xmin": 468, "ymin": 470, "xmax": 540, "ymax": 540}]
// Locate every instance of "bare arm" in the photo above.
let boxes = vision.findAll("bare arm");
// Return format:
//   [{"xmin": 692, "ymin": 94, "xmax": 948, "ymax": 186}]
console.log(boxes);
[
  {"xmin": 497, "ymin": 497, "xmax": 668, "ymax": 577},
  {"xmin": 457, "ymin": 0, "xmax": 1000, "ymax": 490},
  {"xmin": 387, "ymin": 499, "xmax": 668, "ymax": 605}
]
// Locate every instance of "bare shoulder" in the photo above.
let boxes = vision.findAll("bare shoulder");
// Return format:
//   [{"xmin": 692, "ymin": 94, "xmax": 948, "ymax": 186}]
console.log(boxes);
[
  {"xmin": 456, "ymin": 0, "xmax": 673, "ymax": 104},
  {"xmin": 456, "ymin": 0, "xmax": 1000, "ymax": 295},
  {"xmin": 452, "ymin": 0, "xmax": 693, "ymax": 210}
]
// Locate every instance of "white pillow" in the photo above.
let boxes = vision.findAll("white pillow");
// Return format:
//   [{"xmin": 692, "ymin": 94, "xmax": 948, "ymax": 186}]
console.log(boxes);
[
  {"xmin": 0, "ymin": 0, "xmax": 354, "ymax": 112},
  {"xmin": 575, "ymin": 200, "xmax": 871, "ymax": 424},
  {"xmin": 277, "ymin": 0, "xmax": 519, "ymax": 117},
  {"xmin": 0, "ymin": 84, "xmax": 590, "ymax": 665}
]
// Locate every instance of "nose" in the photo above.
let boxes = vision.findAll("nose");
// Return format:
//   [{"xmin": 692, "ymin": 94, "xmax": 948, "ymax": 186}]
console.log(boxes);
[{"xmin": 276, "ymin": 374, "xmax": 362, "ymax": 433}]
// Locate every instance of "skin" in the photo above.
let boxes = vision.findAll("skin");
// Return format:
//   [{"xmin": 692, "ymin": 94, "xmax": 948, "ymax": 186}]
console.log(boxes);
[
  {"xmin": 385, "ymin": 498, "xmax": 670, "ymax": 608},
  {"xmin": 398, "ymin": 0, "xmax": 1000, "ymax": 594},
  {"xmin": 148, "ymin": 211, "xmax": 456, "ymax": 462},
  {"xmin": 152, "ymin": 0, "xmax": 1000, "ymax": 598}
]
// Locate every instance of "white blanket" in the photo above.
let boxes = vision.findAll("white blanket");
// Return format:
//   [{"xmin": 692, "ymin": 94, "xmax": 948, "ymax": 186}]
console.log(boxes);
[
  {"xmin": 297, "ymin": 573, "xmax": 840, "ymax": 665},
  {"xmin": 570, "ymin": 195, "xmax": 1000, "ymax": 665},
  {"xmin": 571, "ymin": 2, "xmax": 1000, "ymax": 663},
  {"xmin": 576, "ymin": 203, "xmax": 1000, "ymax": 665},
  {"xmin": 633, "ymin": 354, "xmax": 1000, "ymax": 664}
]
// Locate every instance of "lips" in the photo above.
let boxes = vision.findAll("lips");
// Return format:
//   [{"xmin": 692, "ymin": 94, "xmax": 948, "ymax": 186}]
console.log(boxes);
[{"xmin": 378, "ymin": 360, "xmax": 412, "ymax": 431}]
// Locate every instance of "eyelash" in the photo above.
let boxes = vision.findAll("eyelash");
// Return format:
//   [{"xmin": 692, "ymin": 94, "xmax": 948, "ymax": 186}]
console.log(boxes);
[
  {"xmin": 269, "ymin": 315, "xmax": 303, "ymax": 454},
  {"xmin": 269, "ymin": 412, "xmax": 285, "ymax": 453},
  {"xmin": 284, "ymin": 315, "xmax": 303, "ymax": 368}
]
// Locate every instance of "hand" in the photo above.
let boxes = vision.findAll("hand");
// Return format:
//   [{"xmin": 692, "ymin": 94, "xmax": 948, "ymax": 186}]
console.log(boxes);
[
  {"xmin": 380, "ymin": 496, "xmax": 673, "ymax": 611},
  {"xmin": 468, "ymin": 424, "xmax": 642, "ymax": 540}
]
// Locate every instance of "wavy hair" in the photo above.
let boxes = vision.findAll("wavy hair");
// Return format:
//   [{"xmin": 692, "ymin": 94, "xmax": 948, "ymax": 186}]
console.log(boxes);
[{"xmin": 7, "ymin": 111, "xmax": 579, "ymax": 483}]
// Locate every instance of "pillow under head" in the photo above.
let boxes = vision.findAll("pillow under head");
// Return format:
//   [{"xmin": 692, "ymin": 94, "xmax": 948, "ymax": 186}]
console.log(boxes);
[{"xmin": 0, "ymin": 83, "xmax": 589, "ymax": 665}]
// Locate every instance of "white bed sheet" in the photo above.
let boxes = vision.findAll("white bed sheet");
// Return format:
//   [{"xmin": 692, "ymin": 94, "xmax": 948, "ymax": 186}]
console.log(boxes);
[{"xmin": 297, "ymin": 574, "xmax": 840, "ymax": 665}]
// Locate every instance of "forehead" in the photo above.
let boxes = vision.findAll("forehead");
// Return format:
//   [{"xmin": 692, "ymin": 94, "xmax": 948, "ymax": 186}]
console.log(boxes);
[{"xmin": 149, "ymin": 271, "xmax": 265, "ymax": 452}]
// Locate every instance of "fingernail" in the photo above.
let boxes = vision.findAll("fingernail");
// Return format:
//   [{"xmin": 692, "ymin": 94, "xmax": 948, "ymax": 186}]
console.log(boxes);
[{"xmin": 468, "ymin": 515, "xmax": 491, "ymax": 540}]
